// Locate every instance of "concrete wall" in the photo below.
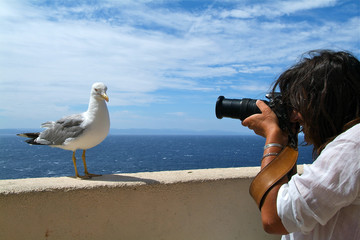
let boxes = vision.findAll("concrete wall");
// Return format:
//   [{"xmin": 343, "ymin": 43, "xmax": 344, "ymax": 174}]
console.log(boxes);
[{"xmin": 0, "ymin": 167, "xmax": 284, "ymax": 240}]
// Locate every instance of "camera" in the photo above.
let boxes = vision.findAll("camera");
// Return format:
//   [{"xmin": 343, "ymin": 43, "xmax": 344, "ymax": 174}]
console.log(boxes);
[{"xmin": 215, "ymin": 92, "xmax": 289, "ymax": 131}]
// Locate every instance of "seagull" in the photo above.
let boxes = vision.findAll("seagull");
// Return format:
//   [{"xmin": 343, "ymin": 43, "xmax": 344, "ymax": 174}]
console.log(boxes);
[{"xmin": 18, "ymin": 82, "xmax": 110, "ymax": 179}]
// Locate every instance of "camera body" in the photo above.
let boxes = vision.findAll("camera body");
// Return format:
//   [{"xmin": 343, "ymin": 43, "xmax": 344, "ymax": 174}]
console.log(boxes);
[{"xmin": 215, "ymin": 92, "xmax": 289, "ymax": 131}]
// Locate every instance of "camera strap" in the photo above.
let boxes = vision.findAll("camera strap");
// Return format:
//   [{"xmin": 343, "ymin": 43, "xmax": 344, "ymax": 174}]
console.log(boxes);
[{"xmin": 249, "ymin": 146, "xmax": 298, "ymax": 209}]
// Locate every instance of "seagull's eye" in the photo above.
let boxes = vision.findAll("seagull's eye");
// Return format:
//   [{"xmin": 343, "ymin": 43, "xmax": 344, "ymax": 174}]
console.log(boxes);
[{"xmin": 95, "ymin": 88, "xmax": 99, "ymax": 92}]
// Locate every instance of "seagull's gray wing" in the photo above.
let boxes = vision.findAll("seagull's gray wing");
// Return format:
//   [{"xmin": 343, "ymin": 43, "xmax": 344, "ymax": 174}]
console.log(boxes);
[{"xmin": 38, "ymin": 114, "xmax": 86, "ymax": 145}]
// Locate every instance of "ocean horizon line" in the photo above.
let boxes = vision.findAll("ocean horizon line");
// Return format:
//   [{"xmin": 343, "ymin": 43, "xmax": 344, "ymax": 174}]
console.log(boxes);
[{"xmin": 0, "ymin": 128, "xmax": 250, "ymax": 136}]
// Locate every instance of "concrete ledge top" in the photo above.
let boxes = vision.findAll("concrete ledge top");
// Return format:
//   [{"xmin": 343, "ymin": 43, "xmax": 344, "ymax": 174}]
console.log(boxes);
[
  {"xmin": 0, "ymin": 165, "xmax": 304, "ymax": 195},
  {"xmin": 0, "ymin": 167, "xmax": 261, "ymax": 195}
]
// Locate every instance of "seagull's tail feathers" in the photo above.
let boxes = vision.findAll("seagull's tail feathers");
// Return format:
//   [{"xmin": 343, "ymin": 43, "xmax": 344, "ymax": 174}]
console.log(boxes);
[
  {"xmin": 17, "ymin": 132, "xmax": 43, "ymax": 145},
  {"xmin": 17, "ymin": 132, "xmax": 40, "ymax": 138}
]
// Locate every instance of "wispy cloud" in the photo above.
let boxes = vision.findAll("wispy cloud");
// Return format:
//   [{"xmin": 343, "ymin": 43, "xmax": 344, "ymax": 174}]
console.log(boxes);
[
  {"xmin": 220, "ymin": 0, "xmax": 337, "ymax": 19},
  {"xmin": 0, "ymin": 0, "xmax": 359, "ymax": 130}
]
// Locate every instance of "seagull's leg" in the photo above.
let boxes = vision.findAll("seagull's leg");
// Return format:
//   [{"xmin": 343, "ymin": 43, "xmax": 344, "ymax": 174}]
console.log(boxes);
[
  {"xmin": 72, "ymin": 151, "xmax": 90, "ymax": 179},
  {"xmin": 82, "ymin": 149, "xmax": 101, "ymax": 177},
  {"xmin": 72, "ymin": 151, "xmax": 80, "ymax": 178}
]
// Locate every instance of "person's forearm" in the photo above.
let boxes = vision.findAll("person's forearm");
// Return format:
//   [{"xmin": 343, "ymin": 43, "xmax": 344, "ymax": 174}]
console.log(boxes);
[{"xmin": 260, "ymin": 128, "xmax": 289, "ymax": 234}]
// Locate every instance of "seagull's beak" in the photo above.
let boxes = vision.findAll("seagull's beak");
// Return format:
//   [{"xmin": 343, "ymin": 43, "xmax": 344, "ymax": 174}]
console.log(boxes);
[{"xmin": 101, "ymin": 93, "xmax": 109, "ymax": 102}]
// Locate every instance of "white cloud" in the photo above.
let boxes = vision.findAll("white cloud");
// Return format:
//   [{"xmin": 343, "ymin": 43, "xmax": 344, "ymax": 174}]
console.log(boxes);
[
  {"xmin": 220, "ymin": 0, "xmax": 337, "ymax": 19},
  {"xmin": 0, "ymin": 0, "xmax": 358, "ymax": 130},
  {"xmin": 279, "ymin": 0, "xmax": 337, "ymax": 14},
  {"xmin": 234, "ymin": 65, "xmax": 272, "ymax": 74},
  {"xmin": 231, "ymin": 83, "xmax": 270, "ymax": 93}
]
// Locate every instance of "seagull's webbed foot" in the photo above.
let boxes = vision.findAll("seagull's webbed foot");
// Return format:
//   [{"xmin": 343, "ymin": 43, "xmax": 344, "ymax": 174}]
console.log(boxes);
[
  {"xmin": 77, "ymin": 174, "xmax": 92, "ymax": 180},
  {"xmin": 84, "ymin": 172, "xmax": 102, "ymax": 178}
]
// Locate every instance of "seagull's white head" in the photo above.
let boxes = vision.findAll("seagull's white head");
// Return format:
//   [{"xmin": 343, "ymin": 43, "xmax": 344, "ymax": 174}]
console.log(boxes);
[{"xmin": 91, "ymin": 82, "xmax": 109, "ymax": 102}]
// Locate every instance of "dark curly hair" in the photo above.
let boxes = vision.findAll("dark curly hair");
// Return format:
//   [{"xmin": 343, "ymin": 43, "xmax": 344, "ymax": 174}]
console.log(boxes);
[{"xmin": 272, "ymin": 50, "xmax": 360, "ymax": 154}]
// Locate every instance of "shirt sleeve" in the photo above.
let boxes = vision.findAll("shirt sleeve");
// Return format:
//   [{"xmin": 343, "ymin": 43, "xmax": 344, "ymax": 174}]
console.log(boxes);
[{"xmin": 277, "ymin": 136, "xmax": 360, "ymax": 234}]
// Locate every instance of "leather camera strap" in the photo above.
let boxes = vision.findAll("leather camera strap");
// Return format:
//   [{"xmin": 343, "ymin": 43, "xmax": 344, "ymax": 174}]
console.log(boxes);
[{"xmin": 249, "ymin": 146, "xmax": 298, "ymax": 209}]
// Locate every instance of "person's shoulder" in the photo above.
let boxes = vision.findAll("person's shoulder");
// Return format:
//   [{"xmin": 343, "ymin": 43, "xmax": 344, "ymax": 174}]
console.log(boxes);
[
  {"xmin": 321, "ymin": 123, "xmax": 360, "ymax": 155},
  {"xmin": 340, "ymin": 123, "xmax": 360, "ymax": 143}
]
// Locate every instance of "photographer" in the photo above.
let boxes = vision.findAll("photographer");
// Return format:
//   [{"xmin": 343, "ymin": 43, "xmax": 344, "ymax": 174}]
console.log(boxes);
[{"xmin": 242, "ymin": 50, "xmax": 360, "ymax": 239}]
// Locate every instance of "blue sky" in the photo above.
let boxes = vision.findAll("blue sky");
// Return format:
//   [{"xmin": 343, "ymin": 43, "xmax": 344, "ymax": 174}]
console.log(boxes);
[{"xmin": 0, "ymin": 0, "xmax": 359, "ymax": 134}]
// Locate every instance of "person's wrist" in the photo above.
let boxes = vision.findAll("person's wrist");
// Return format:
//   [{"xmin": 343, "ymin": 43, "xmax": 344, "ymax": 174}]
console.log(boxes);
[{"xmin": 265, "ymin": 127, "xmax": 288, "ymax": 146}]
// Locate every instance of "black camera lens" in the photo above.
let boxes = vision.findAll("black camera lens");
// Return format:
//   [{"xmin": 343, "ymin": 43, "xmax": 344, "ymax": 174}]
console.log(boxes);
[{"xmin": 216, "ymin": 96, "xmax": 261, "ymax": 121}]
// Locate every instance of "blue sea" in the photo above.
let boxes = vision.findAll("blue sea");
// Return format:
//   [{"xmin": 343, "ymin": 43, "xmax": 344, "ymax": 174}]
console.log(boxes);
[{"xmin": 0, "ymin": 133, "xmax": 313, "ymax": 180}]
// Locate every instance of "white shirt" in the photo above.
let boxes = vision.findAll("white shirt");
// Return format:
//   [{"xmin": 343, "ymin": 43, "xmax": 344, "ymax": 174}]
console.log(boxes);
[{"xmin": 277, "ymin": 123, "xmax": 360, "ymax": 240}]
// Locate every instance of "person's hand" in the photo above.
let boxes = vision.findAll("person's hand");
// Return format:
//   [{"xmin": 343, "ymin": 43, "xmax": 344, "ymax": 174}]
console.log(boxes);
[{"xmin": 242, "ymin": 100, "xmax": 287, "ymax": 144}]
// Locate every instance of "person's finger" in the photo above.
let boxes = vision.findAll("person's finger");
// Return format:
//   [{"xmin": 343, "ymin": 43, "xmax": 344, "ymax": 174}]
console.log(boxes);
[{"xmin": 256, "ymin": 100, "xmax": 272, "ymax": 113}]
